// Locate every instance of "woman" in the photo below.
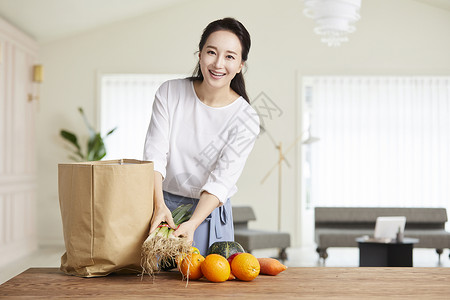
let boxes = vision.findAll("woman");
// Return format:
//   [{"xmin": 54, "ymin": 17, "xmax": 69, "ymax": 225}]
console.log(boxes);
[{"xmin": 143, "ymin": 17, "xmax": 260, "ymax": 255}]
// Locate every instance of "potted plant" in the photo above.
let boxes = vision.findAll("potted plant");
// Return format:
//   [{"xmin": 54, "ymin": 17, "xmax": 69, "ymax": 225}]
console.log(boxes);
[{"xmin": 60, "ymin": 107, "xmax": 116, "ymax": 161}]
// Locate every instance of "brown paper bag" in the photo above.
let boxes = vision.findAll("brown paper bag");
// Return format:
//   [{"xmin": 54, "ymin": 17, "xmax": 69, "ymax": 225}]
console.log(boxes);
[{"xmin": 58, "ymin": 159, "xmax": 154, "ymax": 277}]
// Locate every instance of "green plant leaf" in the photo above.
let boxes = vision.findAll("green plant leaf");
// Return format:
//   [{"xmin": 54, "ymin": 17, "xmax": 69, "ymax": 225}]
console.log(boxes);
[
  {"xmin": 78, "ymin": 107, "xmax": 95, "ymax": 138},
  {"xmin": 60, "ymin": 130, "xmax": 81, "ymax": 151},
  {"xmin": 87, "ymin": 133, "xmax": 106, "ymax": 161},
  {"xmin": 105, "ymin": 127, "xmax": 117, "ymax": 137},
  {"xmin": 75, "ymin": 150, "xmax": 85, "ymax": 159},
  {"xmin": 60, "ymin": 107, "xmax": 115, "ymax": 161},
  {"xmin": 94, "ymin": 151, "xmax": 107, "ymax": 161}
]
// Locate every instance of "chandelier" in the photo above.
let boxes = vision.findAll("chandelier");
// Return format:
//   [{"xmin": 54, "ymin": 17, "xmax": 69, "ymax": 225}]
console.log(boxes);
[{"xmin": 303, "ymin": 0, "xmax": 362, "ymax": 47}]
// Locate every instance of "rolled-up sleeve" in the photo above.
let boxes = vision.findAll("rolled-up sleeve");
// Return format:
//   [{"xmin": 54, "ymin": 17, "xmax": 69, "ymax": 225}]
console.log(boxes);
[
  {"xmin": 201, "ymin": 112, "xmax": 260, "ymax": 204},
  {"xmin": 143, "ymin": 83, "xmax": 170, "ymax": 179}
]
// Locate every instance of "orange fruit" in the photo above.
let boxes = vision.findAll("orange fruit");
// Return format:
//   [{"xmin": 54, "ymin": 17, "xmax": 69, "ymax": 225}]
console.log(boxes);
[
  {"xmin": 231, "ymin": 253, "xmax": 260, "ymax": 281},
  {"xmin": 180, "ymin": 253, "xmax": 205, "ymax": 280},
  {"xmin": 176, "ymin": 247, "xmax": 201, "ymax": 268},
  {"xmin": 201, "ymin": 254, "xmax": 230, "ymax": 283}
]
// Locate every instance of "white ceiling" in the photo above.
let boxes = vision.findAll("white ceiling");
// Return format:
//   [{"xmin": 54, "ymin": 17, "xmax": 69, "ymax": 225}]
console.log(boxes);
[
  {"xmin": 0, "ymin": 0, "xmax": 188, "ymax": 43},
  {"xmin": 0, "ymin": 0, "xmax": 449, "ymax": 44}
]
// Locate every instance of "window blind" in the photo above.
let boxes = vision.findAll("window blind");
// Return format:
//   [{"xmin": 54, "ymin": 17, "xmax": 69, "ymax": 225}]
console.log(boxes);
[
  {"xmin": 303, "ymin": 77, "xmax": 450, "ymax": 212},
  {"xmin": 100, "ymin": 74, "xmax": 185, "ymax": 160}
]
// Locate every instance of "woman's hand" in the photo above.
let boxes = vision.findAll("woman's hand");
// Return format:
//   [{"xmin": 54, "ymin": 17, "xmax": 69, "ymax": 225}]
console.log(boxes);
[
  {"xmin": 149, "ymin": 171, "xmax": 176, "ymax": 235},
  {"xmin": 173, "ymin": 220, "xmax": 197, "ymax": 245},
  {"xmin": 172, "ymin": 191, "xmax": 221, "ymax": 244},
  {"xmin": 149, "ymin": 204, "xmax": 176, "ymax": 235}
]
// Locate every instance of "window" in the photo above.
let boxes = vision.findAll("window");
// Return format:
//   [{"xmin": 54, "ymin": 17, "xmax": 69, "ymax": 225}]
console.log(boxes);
[
  {"xmin": 302, "ymin": 77, "xmax": 450, "ymax": 215},
  {"xmin": 99, "ymin": 74, "xmax": 185, "ymax": 160}
]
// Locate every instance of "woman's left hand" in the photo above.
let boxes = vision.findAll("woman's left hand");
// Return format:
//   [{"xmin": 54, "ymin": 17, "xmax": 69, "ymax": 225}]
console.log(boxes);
[{"xmin": 173, "ymin": 220, "xmax": 197, "ymax": 245}]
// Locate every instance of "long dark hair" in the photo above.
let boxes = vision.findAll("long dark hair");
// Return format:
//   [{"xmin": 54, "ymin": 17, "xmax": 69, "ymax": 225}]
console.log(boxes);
[{"xmin": 189, "ymin": 17, "xmax": 251, "ymax": 103}]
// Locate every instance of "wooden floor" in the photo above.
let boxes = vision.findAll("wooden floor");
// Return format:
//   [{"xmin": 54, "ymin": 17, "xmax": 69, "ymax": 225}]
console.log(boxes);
[{"xmin": 1, "ymin": 267, "xmax": 450, "ymax": 299}]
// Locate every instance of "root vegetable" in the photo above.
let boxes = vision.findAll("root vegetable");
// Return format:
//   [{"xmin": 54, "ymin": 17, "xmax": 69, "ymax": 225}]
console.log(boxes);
[
  {"xmin": 141, "ymin": 204, "xmax": 193, "ymax": 277},
  {"xmin": 257, "ymin": 258, "xmax": 287, "ymax": 276}
]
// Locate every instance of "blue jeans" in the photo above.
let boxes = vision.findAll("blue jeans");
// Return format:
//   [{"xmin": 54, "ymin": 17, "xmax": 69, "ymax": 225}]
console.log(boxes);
[{"xmin": 163, "ymin": 191, "xmax": 234, "ymax": 256}]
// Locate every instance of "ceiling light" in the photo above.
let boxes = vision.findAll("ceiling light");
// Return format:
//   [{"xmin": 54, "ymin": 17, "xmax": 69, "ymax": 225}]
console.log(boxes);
[{"xmin": 303, "ymin": 0, "xmax": 362, "ymax": 47}]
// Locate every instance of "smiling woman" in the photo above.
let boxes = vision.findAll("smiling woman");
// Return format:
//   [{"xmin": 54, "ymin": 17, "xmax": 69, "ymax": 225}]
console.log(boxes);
[
  {"xmin": 143, "ymin": 17, "xmax": 260, "ymax": 256},
  {"xmin": 189, "ymin": 17, "xmax": 251, "ymax": 105},
  {"xmin": 194, "ymin": 30, "xmax": 244, "ymax": 107}
]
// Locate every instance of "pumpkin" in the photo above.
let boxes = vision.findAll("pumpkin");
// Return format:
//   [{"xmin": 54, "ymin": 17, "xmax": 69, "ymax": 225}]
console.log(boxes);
[{"xmin": 207, "ymin": 241, "xmax": 245, "ymax": 259}]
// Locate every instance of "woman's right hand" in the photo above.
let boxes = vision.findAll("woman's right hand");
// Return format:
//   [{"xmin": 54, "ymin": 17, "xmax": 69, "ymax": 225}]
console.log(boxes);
[{"xmin": 149, "ymin": 204, "xmax": 177, "ymax": 235}]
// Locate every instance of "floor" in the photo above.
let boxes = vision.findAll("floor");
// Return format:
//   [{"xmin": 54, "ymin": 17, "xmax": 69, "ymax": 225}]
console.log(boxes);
[{"xmin": 1, "ymin": 245, "xmax": 449, "ymax": 285}]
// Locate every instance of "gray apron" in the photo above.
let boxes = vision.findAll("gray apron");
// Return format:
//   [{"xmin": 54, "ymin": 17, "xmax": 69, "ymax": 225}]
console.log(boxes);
[{"xmin": 163, "ymin": 191, "xmax": 234, "ymax": 256}]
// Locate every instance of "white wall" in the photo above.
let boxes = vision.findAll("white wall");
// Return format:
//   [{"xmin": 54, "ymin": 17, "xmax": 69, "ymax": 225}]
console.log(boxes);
[{"xmin": 37, "ymin": 0, "xmax": 450, "ymax": 246}]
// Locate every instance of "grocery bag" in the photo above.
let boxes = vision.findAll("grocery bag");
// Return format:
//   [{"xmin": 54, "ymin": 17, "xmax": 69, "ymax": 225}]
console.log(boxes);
[{"xmin": 58, "ymin": 159, "xmax": 154, "ymax": 277}]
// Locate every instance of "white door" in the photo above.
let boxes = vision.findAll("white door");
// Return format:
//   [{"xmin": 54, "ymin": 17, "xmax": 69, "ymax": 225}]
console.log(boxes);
[{"xmin": 0, "ymin": 17, "xmax": 39, "ymax": 266}]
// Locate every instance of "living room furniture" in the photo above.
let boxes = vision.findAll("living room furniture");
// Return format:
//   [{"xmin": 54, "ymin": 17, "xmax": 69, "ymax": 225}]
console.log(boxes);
[
  {"xmin": 356, "ymin": 237, "xmax": 419, "ymax": 267},
  {"xmin": 1, "ymin": 268, "xmax": 450, "ymax": 298},
  {"xmin": 315, "ymin": 207, "xmax": 450, "ymax": 261},
  {"xmin": 232, "ymin": 206, "xmax": 290, "ymax": 260}
]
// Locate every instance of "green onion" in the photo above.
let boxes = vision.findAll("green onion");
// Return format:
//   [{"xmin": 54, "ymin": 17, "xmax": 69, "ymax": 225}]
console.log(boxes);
[
  {"xmin": 141, "ymin": 204, "xmax": 194, "ymax": 277},
  {"xmin": 149, "ymin": 204, "xmax": 193, "ymax": 239}
]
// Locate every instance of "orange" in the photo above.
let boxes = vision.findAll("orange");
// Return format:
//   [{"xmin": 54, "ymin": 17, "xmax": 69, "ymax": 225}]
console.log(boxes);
[
  {"xmin": 230, "ymin": 253, "xmax": 260, "ymax": 281},
  {"xmin": 201, "ymin": 254, "xmax": 230, "ymax": 283},
  {"xmin": 176, "ymin": 247, "xmax": 201, "ymax": 268},
  {"xmin": 180, "ymin": 253, "xmax": 205, "ymax": 280}
]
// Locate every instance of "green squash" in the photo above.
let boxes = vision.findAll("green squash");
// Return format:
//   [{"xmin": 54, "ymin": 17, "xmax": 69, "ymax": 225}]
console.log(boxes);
[{"xmin": 206, "ymin": 241, "xmax": 245, "ymax": 259}]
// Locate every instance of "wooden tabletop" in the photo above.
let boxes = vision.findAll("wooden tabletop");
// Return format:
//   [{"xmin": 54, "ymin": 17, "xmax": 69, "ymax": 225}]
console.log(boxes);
[{"xmin": 1, "ymin": 267, "xmax": 449, "ymax": 299}]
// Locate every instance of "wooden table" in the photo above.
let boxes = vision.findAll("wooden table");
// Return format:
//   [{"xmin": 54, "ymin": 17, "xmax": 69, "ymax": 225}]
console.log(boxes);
[{"xmin": 1, "ymin": 267, "xmax": 449, "ymax": 299}]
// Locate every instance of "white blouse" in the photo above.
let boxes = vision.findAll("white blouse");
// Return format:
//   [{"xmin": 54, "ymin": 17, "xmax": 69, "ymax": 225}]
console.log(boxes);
[{"xmin": 143, "ymin": 79, "xmax": 260, "ymax": 204}]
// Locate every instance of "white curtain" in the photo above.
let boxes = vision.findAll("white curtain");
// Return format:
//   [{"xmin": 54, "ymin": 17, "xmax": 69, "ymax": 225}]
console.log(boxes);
[
  {"xmin": 100, "ymin": 74, "xmax": 185, "ymax": 160},
  {"xmin": 304, "ymin": 77, "xmax": 450, "ymax": 210}
]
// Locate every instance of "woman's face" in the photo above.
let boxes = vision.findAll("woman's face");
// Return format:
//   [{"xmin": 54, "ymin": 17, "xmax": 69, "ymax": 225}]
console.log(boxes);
[{"xmin": 199, "ymin": 30, "xmax": 244, "ymax": 91}]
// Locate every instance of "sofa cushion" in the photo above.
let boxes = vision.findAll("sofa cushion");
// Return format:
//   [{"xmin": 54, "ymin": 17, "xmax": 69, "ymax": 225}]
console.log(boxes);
[
  {"xmin": 402, "ymin": 230, "xmax": 450, "ymax": 249},
  {"xmin": 234, "ymin": 229, "xmax": 290, "ymax": 251},
  {"xmin": 316, "ymin": 228, "xmax": 450, "ymax": 249},
  {"xmin": 315, "ymin": 229, "xmax": 374, "ymax": 248},
  {"xmin": 232, "ymin": 206, "xmax": 256, "ymax": 223},
  {"xmin": 315, "ymin": 207, "xmax": 448, "ymax": 224}
]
